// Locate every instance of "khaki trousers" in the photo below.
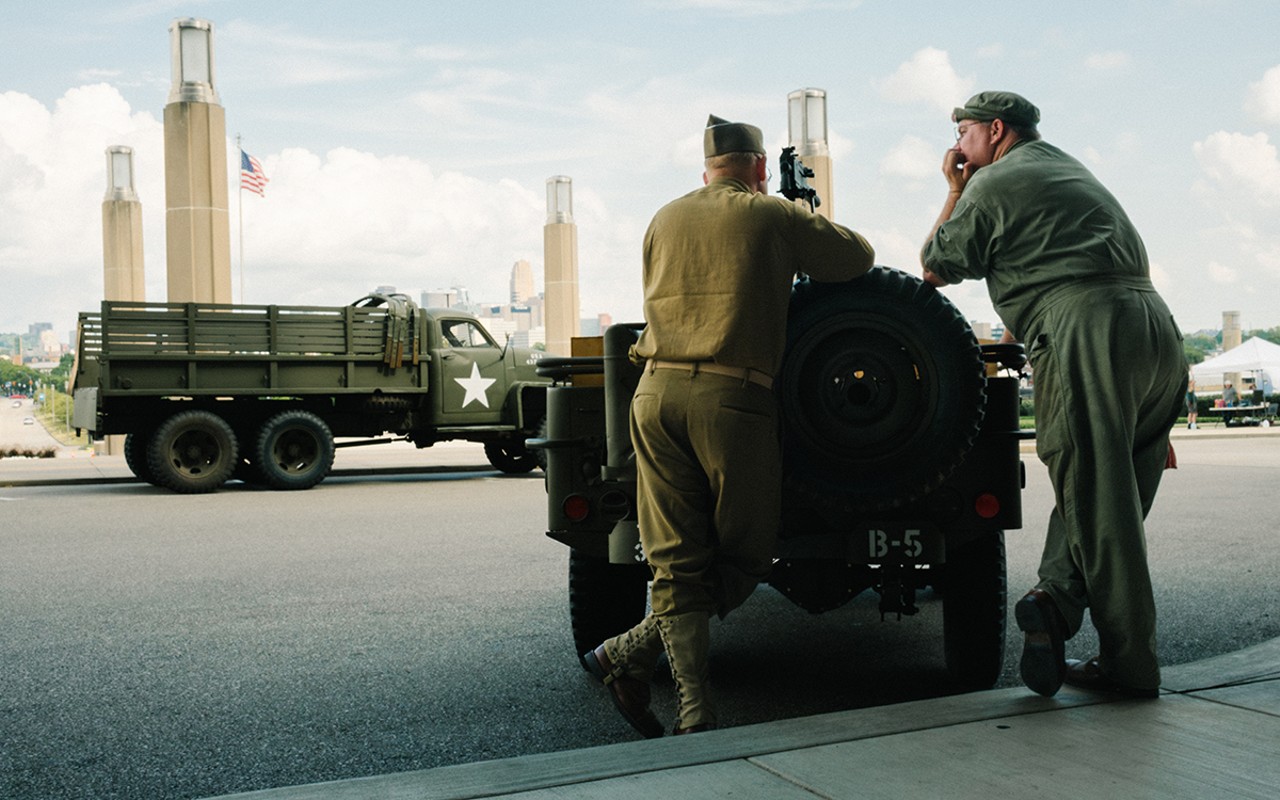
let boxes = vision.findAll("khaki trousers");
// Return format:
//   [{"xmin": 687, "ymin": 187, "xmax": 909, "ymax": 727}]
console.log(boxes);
[
  {"xmin": 630, "ymin": 368, "xmax": 781, "ymax": 619},
  {"xmin": 1030, "ymin": 287, "xmax": 1187, "ymax": 691}
]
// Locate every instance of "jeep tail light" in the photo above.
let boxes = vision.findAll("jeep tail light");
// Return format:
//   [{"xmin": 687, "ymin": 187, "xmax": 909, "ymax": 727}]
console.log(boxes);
[
  {"xmin": 974, "ymin": 492, "xmax": 1000, "ymax": 519},
  {"xmin": 563, "ymin": 494, "xmax": 591, "ymax": 522}
]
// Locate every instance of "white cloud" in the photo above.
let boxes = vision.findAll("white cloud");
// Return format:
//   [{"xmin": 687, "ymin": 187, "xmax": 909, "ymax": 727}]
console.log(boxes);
[
  {"xmin": 879, "ymin": 135, "xmax": 937, "ymax": 180},
  {"xmin": 1, "ymin": 85, "xmax": 164, "ymax": 335},
  {"xmin": 642, "ymin": 0, "xmax": 862, "ymax": 15},
  {"xmin": 879, "ymin": 48, "xmax": 974, "ymax": 114},
  {"xmin": 0, "ymin": 85, "xmax": 635, "ymax": 337},
  {"xmin": 1245, "ymin": 64, "xmax": 1280, "ymax": 127},
  {"xmin": 1084, "ymin": 51, "xmax": 1131, "ymax": 71},
  {"xmin": 1207, "ymin": 261, "xmax": 1238, "ymax": 283},
  {"xmin": 1193, "ymin": 130, "xmax": 1280, "ymax": 204}
]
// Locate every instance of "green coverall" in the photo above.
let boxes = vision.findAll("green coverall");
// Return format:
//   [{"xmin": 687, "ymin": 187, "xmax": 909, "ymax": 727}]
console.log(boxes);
[{"xmin": 923, "ymin": 139, "xmax": 1186, "ymax": 691}]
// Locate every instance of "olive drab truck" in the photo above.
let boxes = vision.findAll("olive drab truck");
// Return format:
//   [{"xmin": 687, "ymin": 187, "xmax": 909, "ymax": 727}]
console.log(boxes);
[
  {"xmin": 72, "ymin": 293, "xmax": 551, "ymax": 493},
  {"xmin": 530, "ymin": 267, "xmax": 1031, "ymax": 690}
]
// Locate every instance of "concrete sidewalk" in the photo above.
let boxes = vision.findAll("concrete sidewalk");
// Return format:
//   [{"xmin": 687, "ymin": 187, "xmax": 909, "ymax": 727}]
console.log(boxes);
[{"xmin": 209, "ymin": 638, "xmax": 1280, "ymax": 799}]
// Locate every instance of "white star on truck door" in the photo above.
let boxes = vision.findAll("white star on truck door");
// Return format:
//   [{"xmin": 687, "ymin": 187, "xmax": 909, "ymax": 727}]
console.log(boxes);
[{"xmin": 454, "ymin": 362, "xmax": 496, "ymax": 408}]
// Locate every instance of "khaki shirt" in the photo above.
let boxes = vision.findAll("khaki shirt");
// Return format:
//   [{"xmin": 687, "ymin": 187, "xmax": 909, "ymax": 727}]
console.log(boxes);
[
  {"xmin": 632, "ymin": 177, "xmax": 875, "ymax": 376},
  {"xmin": 922, "ymin": 140, "xmax": 1152, "ymax": 340}
]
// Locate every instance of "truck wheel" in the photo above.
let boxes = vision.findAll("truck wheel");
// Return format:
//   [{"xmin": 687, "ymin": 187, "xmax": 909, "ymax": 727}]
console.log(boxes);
[
  {"xmin": 941, "ymin": 532, "xmax": 1007, "ymax": 689},
  {"xmin": 485, "ymin": 440, "xmax": 538, "ymax": 473},
  {"xmin": 146, "ymin": 410, "xmax": 238, "ymax": 494},
  {"xmin": 124, "ymin": 431, "xmax": 160, "ymax": 486},
  {"xmin": 569, "ymin": 549, "xmax": 650, "ymax": 670},
  {"xmin": 778, "ymin": 268, "xmax": 986, "ymax": 513},
  {"xmin": 254, "ymin": 410, "xmax": 335, "ymax": 490}
]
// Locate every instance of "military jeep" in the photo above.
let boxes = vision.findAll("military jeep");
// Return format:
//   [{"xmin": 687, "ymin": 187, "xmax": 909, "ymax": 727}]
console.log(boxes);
[{"xmin": 530, "ymin": 266, "xmax": 1028, "ymax": 689}]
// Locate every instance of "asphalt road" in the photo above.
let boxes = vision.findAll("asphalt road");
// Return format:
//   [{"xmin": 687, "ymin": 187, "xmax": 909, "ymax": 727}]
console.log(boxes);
[
  {"xmin": 1, "ymin": 436, "xmax": 1277, "ymax": 799},
  {"xmin": 0, "ymin": 397, "xmax": 60, "ymax": 453}
]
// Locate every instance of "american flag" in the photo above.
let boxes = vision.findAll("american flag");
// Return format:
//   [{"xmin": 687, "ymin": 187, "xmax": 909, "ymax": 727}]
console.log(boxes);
[{"xmin": 240, "ymin": 150, "xmax": 268, "ymax": 196}]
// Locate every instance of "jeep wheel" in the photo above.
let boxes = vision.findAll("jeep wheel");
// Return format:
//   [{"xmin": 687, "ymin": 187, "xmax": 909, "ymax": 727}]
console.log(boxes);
[
  {"xmin": 254, "ymin": 410, "xmax": 335, "ymax": 490},
  {"xmin": 941, "ymin": 532, "xmax": 1007, "ymax": 689},
  {"xmin": 778, "ymin": 268, "xmax": 987, "ymax": 513},
  {"xmin": 485, "ymin": 440, "xmax": 539, "ymax": 473},
  {"xmin": 568, "ymin": 549, "xmax": 649, "ymax": 669},
  {"xmin": 146, "ymin": 410, "xmax": 238, "ymax": 494}
]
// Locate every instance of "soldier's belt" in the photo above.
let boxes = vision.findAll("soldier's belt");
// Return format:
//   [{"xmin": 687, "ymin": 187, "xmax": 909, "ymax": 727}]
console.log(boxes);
[{"xmin": 647, "ymin": 360, "xmax": 773, "ymax": 390}]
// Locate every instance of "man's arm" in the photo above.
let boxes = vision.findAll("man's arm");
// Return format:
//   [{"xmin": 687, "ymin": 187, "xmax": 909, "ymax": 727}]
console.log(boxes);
[
  {"xmin": 921, "ymin": 149, "xmax": 977, "ymax": 286},
  {"xmin": 792, "ymin": 206, "xmax": 875, "ymax": 283}
]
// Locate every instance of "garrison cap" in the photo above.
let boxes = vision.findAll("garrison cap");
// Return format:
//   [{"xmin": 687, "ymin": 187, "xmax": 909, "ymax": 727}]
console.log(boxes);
[
  {"xmin": 703, "ymin": 114, "xmax": 765, "ymax": 157},
  {"xmin": 952, "ymin": 91, "xmax": 1040, "ymax": 127}
]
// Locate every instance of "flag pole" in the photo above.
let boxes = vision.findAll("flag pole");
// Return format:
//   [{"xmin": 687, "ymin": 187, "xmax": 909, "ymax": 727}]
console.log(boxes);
[{"xmin": 236, "ymin": 134, "xmax": 245, "ymax": 304}]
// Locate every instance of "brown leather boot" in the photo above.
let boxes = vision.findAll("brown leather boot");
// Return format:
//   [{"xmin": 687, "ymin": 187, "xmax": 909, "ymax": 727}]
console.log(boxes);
[
  {"xmin": 657, "ymin": 612, "xmax": 717, "ymax": 733},
  {"xmin": 584, "ymin": 615, "xmax": 665, "ymax": 738}
]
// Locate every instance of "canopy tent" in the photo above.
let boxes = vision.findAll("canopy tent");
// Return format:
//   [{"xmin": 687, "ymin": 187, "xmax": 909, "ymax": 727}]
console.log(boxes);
[{"xmin": 1190, "ymin": 336, "xmax": 1280, "ymax": 395}]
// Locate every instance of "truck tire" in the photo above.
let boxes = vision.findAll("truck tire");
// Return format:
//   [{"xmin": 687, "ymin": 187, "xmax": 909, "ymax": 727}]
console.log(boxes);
[
  {"xmin": 146, "ymin": 410, "xmax": 239, "ymax": 494},
  {"xmin": 778, "ymin": 268, "xmax": 986, "ymax": 513},
  {"xmin": 124, "ymin": 431, "xmax": 160, "ymax": 486},
  {"xmin": 568, "ymin": 549, "xmax": 650, "ymax": 669},
  {"xmin": 941, "ymin": 532, "xmax": 1007, "ymax": 689},
  {"xmin": 253, "ymin": 410, "xmax": 335, "ymax": 490},
  {"xmin": 485, "ymin": 440, "xmax": 539, "ymax": 473}
]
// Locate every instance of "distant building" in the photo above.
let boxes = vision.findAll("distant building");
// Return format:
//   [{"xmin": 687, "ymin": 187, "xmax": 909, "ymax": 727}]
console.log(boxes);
[
  {"xmin": 510, "ymin": 259, "xmax": 535, "ymax": 304},
  {"xmin": 579, "ymin": 313, "xmax": 615, "ymax": 337},
  {"xmin": 38, "ymin": 329, "xmax": 60, "ymax": 357},
  {"xmin": 422, "ymin": 289, "xmax": 458, "ymax": 308}
]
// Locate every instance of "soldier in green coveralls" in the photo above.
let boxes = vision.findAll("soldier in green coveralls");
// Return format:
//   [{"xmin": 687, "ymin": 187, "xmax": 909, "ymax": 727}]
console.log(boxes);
[
  {"xmin": 584, "ymin": 115, "xmax": 875, "ymax": 736},
  {"xmin": 921, "ymin": 91, "xmax": 1187, "ymax": 699}
]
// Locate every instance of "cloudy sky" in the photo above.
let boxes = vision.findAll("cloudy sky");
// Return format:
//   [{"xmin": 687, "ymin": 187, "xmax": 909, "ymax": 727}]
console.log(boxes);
[{"xmin": 3, "ymin": 0, "xmax": 1278, "ymax": 342}]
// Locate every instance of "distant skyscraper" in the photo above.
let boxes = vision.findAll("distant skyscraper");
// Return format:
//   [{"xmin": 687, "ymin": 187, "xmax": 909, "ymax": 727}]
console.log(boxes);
[{"xmin": 510, "ymin": 259, "xmax": 534, "ymax": 304}]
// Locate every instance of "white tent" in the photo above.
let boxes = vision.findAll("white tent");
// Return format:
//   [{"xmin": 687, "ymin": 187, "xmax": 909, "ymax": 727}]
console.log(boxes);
[{"xmin": 1190, "ymin": 336, "xmax": 1280, "ymax": 395}]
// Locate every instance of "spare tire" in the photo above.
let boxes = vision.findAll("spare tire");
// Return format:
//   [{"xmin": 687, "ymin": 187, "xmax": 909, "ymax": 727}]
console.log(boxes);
[{"xmin": 777, "ymin": 267, "xmax": 986, "ymax": 513}]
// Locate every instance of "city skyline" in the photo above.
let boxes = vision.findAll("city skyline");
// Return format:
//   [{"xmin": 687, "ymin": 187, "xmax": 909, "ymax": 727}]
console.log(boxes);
[{"xmin": 2, "ymin": 2, "xmax": 1279, "ymax": 340}]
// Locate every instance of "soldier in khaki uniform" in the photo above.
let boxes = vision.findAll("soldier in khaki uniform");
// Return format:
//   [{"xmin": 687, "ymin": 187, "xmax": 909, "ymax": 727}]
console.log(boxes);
[
  {"xmin": 585, "ymin": 115, "xmax": 874, "ymax": 736},
  {"xmin": 921, "ymin": 92, "xmax": 1186, "ymax": 699}
]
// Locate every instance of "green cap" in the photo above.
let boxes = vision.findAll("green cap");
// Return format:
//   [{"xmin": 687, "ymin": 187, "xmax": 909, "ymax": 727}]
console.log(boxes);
[
  {"xmin": 952, "ymin": 91, "xmax": 1040, "ymax": 126},
  {"xmin": 703, "ymin": 114, "xmax": 765, "ymax": 157}
]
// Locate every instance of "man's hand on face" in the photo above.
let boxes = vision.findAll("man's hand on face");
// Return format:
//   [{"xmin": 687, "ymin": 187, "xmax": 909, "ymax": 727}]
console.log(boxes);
[{"xmin": 942, "ymin": 148, "xmax": 977, "ymax": 194}]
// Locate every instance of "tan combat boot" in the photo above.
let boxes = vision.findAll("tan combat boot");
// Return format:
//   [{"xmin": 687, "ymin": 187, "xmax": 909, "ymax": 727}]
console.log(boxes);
[
  {"xmin": 585, "ymin": 614, "xmax": 665, "ymax": 738},
  {"xmin": 602, "ymin": 614, "xmax": 665, "ymax": 683},
  {"xmin": 657, "ymin": 611, "xmax": 717, "ymax": 734}
]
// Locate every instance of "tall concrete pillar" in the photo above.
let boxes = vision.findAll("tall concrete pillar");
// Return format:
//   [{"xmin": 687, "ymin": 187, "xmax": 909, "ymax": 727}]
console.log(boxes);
[
  {"xmin": 1223, "ymin": 310, "xmax": 1242, "ymax": 351},
  {"xmin": 788, "ymin": 88, "xmax": 834, "ymax": 221},
  {"xmin": 543, "ymin": 176, "xmax": 579, "ymax": 356},
  {"xmin": 100, "ymin": 146, "xmax": 146, "ymax": 456},
  {"xmin": 164, "ymin": 18, "xmax": 231, "ymax": 304},
  {"xmin": 103, "ymin": 146, "xmax": 145, "ymax": 304},
  {"xmin": 1223, "ymin": 310, "xmax": 1244, "ymax": 399}
]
